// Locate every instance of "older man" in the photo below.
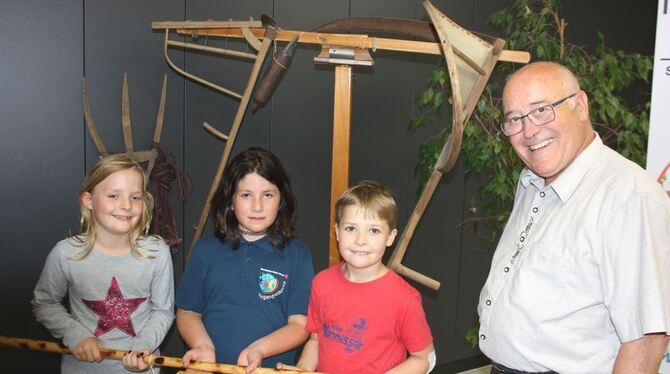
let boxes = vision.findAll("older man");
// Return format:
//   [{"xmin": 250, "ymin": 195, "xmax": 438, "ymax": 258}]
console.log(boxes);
[{"xmin": 478, "ymin": 61, "xmax": 670, "ymax": 373}]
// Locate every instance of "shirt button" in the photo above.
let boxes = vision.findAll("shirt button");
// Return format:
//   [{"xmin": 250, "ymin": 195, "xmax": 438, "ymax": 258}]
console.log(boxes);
[
  {"xmin": 486, "ymin": 300, "xmax": 492, "ymax": 306},
  {"xmin": 519, "ymin": 236, "xmax": 525, "ymax": 242},
  {"xmin": 532, "ymin": 207, "xmax": 538, "ymax": 213},
  {"xmin": 480, "ymin": 334, "xmax": 486, "ymax": 340},
  {"xmin": 540, "ymin": 191, "xmax": 546, "ymax": 197},
  {"xmin": 504, "ymin": 267, "xmax": 510, "ymax": 273},
  {"xmin": 246, "ymin": 258, "xmax": 251, "ymax": 262}
]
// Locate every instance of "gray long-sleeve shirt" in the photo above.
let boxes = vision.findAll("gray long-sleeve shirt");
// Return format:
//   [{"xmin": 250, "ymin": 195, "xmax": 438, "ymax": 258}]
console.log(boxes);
[{"xmin": 32, "ymin": 236, "xmax": 174, "ymax": 373}]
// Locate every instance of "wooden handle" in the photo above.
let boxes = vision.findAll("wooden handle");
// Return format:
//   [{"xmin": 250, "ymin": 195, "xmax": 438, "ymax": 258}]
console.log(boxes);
[
  {"xmin": 392, "ymin": 264, "xmax": 440, "ymax": 290},
  {"xmin": 0, "ymin": 336, "xmax": 323, "ymax": 374}
]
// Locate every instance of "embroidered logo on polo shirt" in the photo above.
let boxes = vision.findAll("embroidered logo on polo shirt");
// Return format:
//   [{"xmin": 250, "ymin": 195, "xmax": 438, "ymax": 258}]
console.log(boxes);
[{"xmin": 258, "ymin": 267, "xmax": 287, "ymax": 300}]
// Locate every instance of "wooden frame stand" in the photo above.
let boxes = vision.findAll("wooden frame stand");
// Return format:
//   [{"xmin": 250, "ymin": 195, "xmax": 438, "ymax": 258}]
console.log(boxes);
[
  {"xmin": 152, "ymin": 2, "xmax": 529, "ymax": 285},
  {"xmin": 314, "ymin": 47, "xmax": 374, "ymax": 265}
]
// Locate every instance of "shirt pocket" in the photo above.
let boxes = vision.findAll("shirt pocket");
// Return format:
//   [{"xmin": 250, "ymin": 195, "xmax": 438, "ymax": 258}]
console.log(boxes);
[
  {"xmin": 512, "ymin": 243, "xmax": 572, "ymax": 318},
  {"xmin": 518, "ymin": 243, "xmax": 599, "ymax": 321}
]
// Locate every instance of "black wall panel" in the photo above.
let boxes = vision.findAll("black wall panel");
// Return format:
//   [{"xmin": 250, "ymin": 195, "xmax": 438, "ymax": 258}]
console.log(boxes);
[
  {"xmin": 0, "ymin": 1, "xmax": 84, "ymax": 371},
  {"xmin": 0, "ymin": 0, "xmax": 657, "ymax": 372},
  {"xmin": 84, "ymin": 0, "xmax": 185, "ymax": 363}
]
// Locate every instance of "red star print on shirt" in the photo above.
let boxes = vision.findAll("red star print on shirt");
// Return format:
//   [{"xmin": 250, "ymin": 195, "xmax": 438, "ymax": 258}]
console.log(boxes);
[{"xmin": 82, "ymin": 276, "xmax": 146, "ymax": 337}]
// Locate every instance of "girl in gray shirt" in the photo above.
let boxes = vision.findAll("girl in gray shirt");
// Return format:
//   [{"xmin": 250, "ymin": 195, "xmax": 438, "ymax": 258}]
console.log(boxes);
[{"xmin": 32, "ymin": 154, "xmax": 174, "ymax": 373}]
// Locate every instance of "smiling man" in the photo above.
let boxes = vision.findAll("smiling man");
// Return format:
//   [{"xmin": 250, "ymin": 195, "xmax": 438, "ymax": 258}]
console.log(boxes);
[{"xmin": 477, "ymin": 62, "xmax": 670, "ymax": 373}]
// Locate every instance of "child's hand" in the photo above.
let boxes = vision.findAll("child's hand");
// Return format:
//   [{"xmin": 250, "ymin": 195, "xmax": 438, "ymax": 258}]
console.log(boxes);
[
  {"xmin": 276, "ymin": 362, "xmax": 305, "ymax": 371},
  {"xmin": 122, "ymin": 350, "xmax": 150, "ymax": 372},
  {"xmin": 72, "ymin": 337, "xmax": 102, "ymax": 362},
  {"xmin": 182, "ymin": 345, "xmax": 215, "ymax": 373},
  {"xmin": 237, "ymin": 347, "xmax": 263, "ymax": 374}
]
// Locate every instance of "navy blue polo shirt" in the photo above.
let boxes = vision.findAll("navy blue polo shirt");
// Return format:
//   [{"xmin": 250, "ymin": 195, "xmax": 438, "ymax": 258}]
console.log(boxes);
[{"xmin": 176, "ymin": 234, "xmax": 314, "ymax": 367}]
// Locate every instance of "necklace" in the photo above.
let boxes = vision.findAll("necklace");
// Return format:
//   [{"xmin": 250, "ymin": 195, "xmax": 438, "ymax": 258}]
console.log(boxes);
[{"xmin": 239, "ymin": 227, "xmax": 268, "ymax": 237}]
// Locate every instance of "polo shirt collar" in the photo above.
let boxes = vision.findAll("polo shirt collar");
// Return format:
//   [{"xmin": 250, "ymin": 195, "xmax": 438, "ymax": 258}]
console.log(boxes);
[
  {"xmin": 240, "ymin": 235, "xmax": 286, "ymax": 258},
  {"xmin": 519, "ymin": 132, "xmax": 603, "ymax": 203}
]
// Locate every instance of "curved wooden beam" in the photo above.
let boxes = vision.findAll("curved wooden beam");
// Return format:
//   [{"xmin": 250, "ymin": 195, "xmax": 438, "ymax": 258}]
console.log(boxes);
[
  {"xmin": 81, "ymin": 79, "xmax": 108, "ymax": 155},
  {"xmin": 387, "ymin": 0, "xmax": 509, "ymax": 290},
  {"xmin": 162, "ymin": 29, "xmax": 243, "ymax": 100}
]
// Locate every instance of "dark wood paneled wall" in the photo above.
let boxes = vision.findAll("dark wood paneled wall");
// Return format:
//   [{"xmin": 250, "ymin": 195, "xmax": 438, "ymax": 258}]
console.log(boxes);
[{"xmin": 0, "ymin": 0, "xmax": 655, "ymax": 371}]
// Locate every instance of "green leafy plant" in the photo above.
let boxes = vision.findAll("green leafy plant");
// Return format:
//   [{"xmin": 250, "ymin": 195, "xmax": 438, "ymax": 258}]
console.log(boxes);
[
  {"xmin": 411, "ymin": 0, "xmax": 652, "ymax": 246},
  {"xmin": 465, "ymin": 325, "xmax": 480, "ymax": 349}
]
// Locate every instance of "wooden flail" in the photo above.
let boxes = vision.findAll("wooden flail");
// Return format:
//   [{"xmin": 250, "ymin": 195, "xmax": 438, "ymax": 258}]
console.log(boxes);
[
  {"xmin": 152, "ymin": 1, "xmax": 530, "ymax": 287},
  {"xmin": 0, "ymin": 336, "xmax": 322, "ymax": 374},
  {"xmin": 82, "ymin": 73, "xmax": 167, "ymax": 177}
]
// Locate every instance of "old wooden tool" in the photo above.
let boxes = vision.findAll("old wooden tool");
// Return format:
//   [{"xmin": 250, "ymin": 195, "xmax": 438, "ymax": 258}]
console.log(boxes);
[
  {"xmin": 82, "ymin": 73, "xmax": 167, "ymax": 177},
  {"xmin": 153, "ymin": 19, "xmax": 274, "ymax": 259},
  {"xmin": 0, "ymin": 336, "xmax": 323, "ymax": 374},
  {"xmin": 152, "ymin": 3, "xmax": 530, "ymax": 280},
  {"xmin": 385, "ymin": 1, "xmax": 510, "ymax": 290}
]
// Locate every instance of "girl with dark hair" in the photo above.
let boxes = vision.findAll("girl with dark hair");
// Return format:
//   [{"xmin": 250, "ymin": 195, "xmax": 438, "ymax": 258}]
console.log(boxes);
[{"xmin": 176, "ymin": 147, "xmax": 314, "ymax": 372}]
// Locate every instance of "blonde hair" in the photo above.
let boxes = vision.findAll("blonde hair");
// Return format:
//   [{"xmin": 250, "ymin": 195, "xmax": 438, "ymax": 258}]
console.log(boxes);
[
  {"xmin": 335, "ymin": 180, "xmax": 398, "ymax": 229},
  {"xmin": 73, "ymin": 154, "xmax": 154, "ymax": 259}
]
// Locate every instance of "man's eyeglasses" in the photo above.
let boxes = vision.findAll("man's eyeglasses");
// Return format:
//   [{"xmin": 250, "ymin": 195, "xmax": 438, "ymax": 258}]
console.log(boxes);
[{"xmin": 500, "ymin": 93, "xmax": 577, "ymax": 136}]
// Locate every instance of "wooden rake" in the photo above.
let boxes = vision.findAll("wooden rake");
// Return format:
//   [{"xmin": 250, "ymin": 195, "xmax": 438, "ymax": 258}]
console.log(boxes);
[
  {"xmin": 82, "ymin": 72, "xmax": 168, "ymax": 177},
  {"xmin": 386, "ymin": 1, "xmax": 511, "ymax": 290}
]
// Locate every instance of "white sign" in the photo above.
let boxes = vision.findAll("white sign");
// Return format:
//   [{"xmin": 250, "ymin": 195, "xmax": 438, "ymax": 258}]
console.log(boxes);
[{"xmin": 648, "ymin": 0, "xmax": 670, "ymax": 372}]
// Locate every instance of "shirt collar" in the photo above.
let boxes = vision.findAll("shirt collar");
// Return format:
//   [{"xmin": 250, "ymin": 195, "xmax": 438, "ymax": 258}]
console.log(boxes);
[
  {"xmin": 519, "ymin": 132, "xmax": 603, "ymax": 203},
  {"xmin": 239, "ymin": 235, "xmax": 286, "ymax": 258}
]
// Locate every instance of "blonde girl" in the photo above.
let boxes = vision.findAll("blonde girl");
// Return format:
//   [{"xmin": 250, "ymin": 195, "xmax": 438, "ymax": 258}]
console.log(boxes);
[{"xmin": 32, "ymin": 154, "xmax": 174, "ymax": 373}]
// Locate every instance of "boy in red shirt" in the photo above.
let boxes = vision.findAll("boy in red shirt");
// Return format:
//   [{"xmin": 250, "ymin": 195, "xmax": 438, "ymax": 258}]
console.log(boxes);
[{"xmin": 280, "ymin": 181, "xmax": 435, "ymax": 373}]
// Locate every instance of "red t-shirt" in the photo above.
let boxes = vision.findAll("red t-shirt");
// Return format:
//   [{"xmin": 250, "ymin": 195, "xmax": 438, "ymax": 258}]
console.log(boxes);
[{"xmin": 306, "ymin": 265, "xmax": 433, "ymax": 374}]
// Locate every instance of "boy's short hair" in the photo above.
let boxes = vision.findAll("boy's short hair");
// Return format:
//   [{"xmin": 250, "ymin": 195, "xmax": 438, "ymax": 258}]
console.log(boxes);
[{"xmin": 335, "ymin": 180, "xmax": 398, "ymax": 229}]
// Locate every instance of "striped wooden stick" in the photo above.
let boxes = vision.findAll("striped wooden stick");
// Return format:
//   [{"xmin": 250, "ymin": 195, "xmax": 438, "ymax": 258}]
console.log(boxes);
[{"xmin": 0, "ymin": 336, "xmax": 321, "ymax": 374}]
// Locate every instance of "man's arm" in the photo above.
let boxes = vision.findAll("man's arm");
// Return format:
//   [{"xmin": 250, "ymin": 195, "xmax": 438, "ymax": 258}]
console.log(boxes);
[{"xmin": 613, "ymin": 333, "xmax": 669, "ymax": 374}]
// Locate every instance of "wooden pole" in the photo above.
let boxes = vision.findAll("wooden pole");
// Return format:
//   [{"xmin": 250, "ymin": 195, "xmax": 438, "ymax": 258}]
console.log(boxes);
[
  {"xmin": 161, "ymin": 26, "xmax": 530, "ymax": 64},
  {"xmin": 328, "ymin": 65, "xmax": 353, "ymax": 266},
  {"xmin": 0, "ymin": 336, "xmax": 322, "ymax": 374}
]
